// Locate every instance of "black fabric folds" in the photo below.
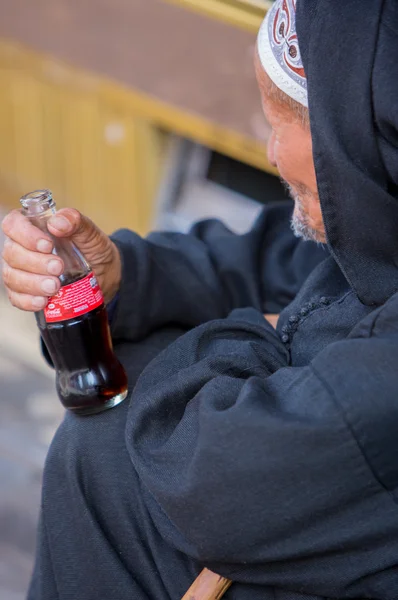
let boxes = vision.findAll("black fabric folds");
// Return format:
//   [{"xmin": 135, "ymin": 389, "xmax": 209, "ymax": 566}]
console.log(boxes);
[
  {"xmin": 31, "ymin": 3, "xmax": 398, "ymax": 599},
  {"xmin": 127, "ymin": 302, "xmax": 398, "ymax": 597},
  {"xmin": 297, "ymin": 0, "xmax": 398, "ymax": 305},
  {"xmin": 110, "ymin": 202, "xmax": 325, "ymax": 342}
]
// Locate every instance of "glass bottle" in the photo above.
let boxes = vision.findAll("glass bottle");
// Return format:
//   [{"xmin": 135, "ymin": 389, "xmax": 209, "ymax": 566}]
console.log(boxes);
[{"xmin": 20, "ymin": 189, "xmax": 128, "ymax": 415}]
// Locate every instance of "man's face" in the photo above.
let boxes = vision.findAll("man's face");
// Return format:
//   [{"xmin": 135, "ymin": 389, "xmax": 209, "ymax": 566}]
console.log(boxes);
[{"xmin": 254, "ymin": 52, "xmax": 326, "ymax": 244}]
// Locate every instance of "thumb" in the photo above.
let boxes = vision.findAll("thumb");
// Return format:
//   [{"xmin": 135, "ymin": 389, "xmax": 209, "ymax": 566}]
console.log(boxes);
[
  {"xmin": 47, "ymin": 208, "xmax": 120, "ymax": 302},
  {"xmin": 47, "ymin": 208, "xmax": 108, "ymax": 254}
]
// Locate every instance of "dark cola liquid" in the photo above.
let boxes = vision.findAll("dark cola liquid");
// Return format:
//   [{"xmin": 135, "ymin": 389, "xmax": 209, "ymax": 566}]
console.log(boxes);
[{"xmin": 37, "ymin": 303, "xmax": 128, "ymax": 415}]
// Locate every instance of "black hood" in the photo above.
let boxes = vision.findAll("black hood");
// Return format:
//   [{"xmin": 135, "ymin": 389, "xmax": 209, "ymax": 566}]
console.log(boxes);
[{"xmin": 297, "ymin": 0, "xmax": 398, "ymax": 306}]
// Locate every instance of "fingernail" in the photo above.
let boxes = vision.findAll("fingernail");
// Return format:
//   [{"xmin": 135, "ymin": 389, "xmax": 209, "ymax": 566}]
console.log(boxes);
[
  {"xmin": 37, "ymin": 239, "xmax": 53, "ymax": 253},
  {"xmin": 41, "ymin": 279, "xmax": 57, "ymax": 294},
  {"xmin": 32, "ymin": 296, "xmax": 47, "ymax": 309},
  {"xmin": 47, "ymin": 259, "xmax": 63, "ymax": 276},
  {"xmin": 49, "ymin": 215, "xmax": 71, "ymax": 233}
]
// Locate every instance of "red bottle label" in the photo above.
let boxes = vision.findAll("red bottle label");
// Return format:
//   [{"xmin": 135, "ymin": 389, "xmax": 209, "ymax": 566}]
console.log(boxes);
[{"xmin": 44, "ymin": 272, "xmax": 104, "ymax": 323}]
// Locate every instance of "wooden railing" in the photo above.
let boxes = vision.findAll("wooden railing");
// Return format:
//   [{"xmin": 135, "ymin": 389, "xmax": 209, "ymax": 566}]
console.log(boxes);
[{"xmin": 165, "ymin": 0, "xmax": 271, "ymax": 32}]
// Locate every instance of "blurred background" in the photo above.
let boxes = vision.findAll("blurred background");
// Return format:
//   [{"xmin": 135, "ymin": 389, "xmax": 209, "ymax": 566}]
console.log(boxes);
[{"xmin": 0, "ymin": 0, "xmax": 288, "ymax": 597}]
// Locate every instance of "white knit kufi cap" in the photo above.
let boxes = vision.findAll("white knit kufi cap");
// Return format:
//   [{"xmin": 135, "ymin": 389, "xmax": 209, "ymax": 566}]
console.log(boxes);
[{"xmin": 257, "ymin": 0, "xmax": 308, "ymax": 107}]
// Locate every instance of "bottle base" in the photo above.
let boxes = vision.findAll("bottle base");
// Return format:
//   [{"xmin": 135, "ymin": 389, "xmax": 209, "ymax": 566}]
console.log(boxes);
[{"xmin": 71, "ymin": 388, "xmax": 129, "ymax": 416}]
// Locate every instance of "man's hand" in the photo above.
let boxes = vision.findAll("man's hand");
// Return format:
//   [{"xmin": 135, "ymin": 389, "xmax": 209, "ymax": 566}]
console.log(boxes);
[
  {"xmin": 1, "ymin": 208, "xmax": 121, "ymax": 311},
  {"xmin": 264, "ymin": 314, "xmax": 279, "ymax": 329}
]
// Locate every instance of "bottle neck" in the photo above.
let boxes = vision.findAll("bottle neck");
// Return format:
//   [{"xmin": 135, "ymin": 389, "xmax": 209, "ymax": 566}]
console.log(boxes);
[
  {"xmin": 22, "ymin": 204, "xmax": 57, "ymax": 234},
  {"xmin": 20, "ymin": 189, "xmax": 91, "ymax": 282},
  {"xmin": 20, "ymin": 189, "xmax": 56, "ymax": 233}
]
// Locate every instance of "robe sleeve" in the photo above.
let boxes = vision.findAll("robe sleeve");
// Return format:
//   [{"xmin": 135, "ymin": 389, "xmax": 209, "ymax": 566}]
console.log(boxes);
[
  {"xmin": 126, "ymin": 305, "xmax": 398, "ymax": 597},
  {"xmin": 109, "ymin": 202, "xmax": 326, "ymax": 342}
]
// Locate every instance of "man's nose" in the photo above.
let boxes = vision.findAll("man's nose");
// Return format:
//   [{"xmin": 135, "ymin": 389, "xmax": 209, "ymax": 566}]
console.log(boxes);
[{"xmin": 267, "ymin": 132, "xmax": 277, "ymax": 168}]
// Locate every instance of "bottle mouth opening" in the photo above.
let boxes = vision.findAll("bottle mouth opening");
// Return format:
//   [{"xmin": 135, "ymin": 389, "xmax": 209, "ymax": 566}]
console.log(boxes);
[{"xmin": 20, "ymin": 189, "xmax": 55, "ymax": 211}]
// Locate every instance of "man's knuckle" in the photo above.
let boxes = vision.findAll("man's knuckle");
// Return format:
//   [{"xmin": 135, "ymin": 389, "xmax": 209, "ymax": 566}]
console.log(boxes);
[
  {"xmin": 2, "ymin": 262, "xmax": 11, "ymax": 285},
  {"xmin": 1, "ymin": 210, "xmax": 18, "ymax": 235},
  {"xmin": 1, "ymin": 215, "xmax": 11, "ymax": 235},
  {"xmin": 7, "ymin": 289, "xmax": 17, "ymax": 307},
  {"xmin": 1, "ymin": 239, "xmax": 12, "ymax": 261}
]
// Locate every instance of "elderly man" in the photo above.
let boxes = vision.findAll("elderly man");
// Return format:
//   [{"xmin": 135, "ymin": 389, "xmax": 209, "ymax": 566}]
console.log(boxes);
[{"xmin": 2, "ymin": 0, "xmax": 398, "ymax": 598}]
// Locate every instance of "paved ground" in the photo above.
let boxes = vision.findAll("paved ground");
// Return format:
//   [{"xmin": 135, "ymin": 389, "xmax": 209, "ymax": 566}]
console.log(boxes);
[{"xmin": 0, "ymin": 249, "xmax": 63, "ymax": 599}]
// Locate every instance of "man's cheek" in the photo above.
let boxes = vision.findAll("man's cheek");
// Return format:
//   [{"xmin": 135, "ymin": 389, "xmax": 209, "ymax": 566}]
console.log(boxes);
[
  {"xmin": 306, "ymin": 195, "xmax": 323, "ymax": 224},
  {"xmin": 276, "ymin": 153, "xmax": 295, "ymax": 188}
]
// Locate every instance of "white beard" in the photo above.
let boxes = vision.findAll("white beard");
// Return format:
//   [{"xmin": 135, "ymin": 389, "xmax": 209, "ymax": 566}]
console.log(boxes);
[
  {"xmin": 285, "ymin": 183, "xmax": 325, "ymax": 244},
  {"xmin": 290, "ymin": 211, "xmax": 324, "ymax": 243}
]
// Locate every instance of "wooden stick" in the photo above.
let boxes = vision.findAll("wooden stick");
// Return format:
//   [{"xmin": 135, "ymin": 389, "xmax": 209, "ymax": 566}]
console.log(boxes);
[{"xmin": 181, "ymin": 568, "xmax": 232, "ymax": 600}]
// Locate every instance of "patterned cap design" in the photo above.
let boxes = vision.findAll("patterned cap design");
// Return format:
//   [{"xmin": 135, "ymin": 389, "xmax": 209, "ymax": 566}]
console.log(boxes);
[{"xmin": 257, "ymin": 0, "xmax": 308, "ymax": 107}]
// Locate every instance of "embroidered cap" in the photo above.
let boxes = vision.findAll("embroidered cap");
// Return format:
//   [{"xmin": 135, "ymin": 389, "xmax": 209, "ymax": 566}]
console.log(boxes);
[{"xmin": 257, "ymin": 0, "xmax": 308, "ymax": 107}]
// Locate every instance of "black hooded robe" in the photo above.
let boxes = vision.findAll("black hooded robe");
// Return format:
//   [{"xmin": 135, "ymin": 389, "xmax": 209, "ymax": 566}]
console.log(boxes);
[{"xmin": 28, "ymin": 1, "xmax": 398, "ymax": 599}]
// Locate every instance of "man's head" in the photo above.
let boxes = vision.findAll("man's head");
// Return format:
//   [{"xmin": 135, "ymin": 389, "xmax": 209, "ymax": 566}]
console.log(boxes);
[{"xmin": 255, "ymin": 0, "xmax": 326, "ymax": 244}]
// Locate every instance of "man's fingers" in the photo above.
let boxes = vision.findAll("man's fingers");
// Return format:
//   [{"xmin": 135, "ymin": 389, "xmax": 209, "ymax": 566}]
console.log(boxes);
[
  {"xmin": 48, "ymin": 208, "xmax": 103, "ymax": 248},
  {"xmin": 2, "ymin": 206, "xmax": 120, "ymax": 308},
  {"xmin": 46, "ymin": 208, "xmax": 77, "ymax": 237},
  {"xmin": 7, "ymin": 289, "xmax": 48, "ymax": 312},
  {"xmin": 264, "ymin": 314, "xmax": 279, "ymax": 328},
  {"xmin": 2, "ymin": 264, "xmax": 60, "ymax": 297},
  {"xmin": 1, "ymin": 210, "xmax": 53, "ymax": 253},
  {"xmin": 47, "ymin": 208, "xmax": 118, "ymax": 300},
  {"xmin": 2, "ymin": 240, "xmax": 64, "ymax": 276}
]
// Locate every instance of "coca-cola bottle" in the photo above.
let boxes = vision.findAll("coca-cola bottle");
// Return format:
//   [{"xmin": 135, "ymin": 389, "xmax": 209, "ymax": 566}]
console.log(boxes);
[{"xmin": 20, "ymin": 189, "xmax": 128, "ymax": 415}]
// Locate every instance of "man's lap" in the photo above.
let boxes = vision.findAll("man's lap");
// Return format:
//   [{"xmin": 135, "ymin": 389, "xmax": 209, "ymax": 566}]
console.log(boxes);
[
  {"xmin": 29, "ymin": 326, "xmax": 312, "ymax": 600},
  {"xmin": 29, "ymin": 327, "xmax": 202, "ymax": 600}
]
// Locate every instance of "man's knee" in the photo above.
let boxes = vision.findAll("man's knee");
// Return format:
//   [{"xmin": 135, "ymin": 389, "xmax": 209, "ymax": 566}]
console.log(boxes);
[{"xmin": 43, "ymin": 397, "xmax": 130, "ymax": 497}]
